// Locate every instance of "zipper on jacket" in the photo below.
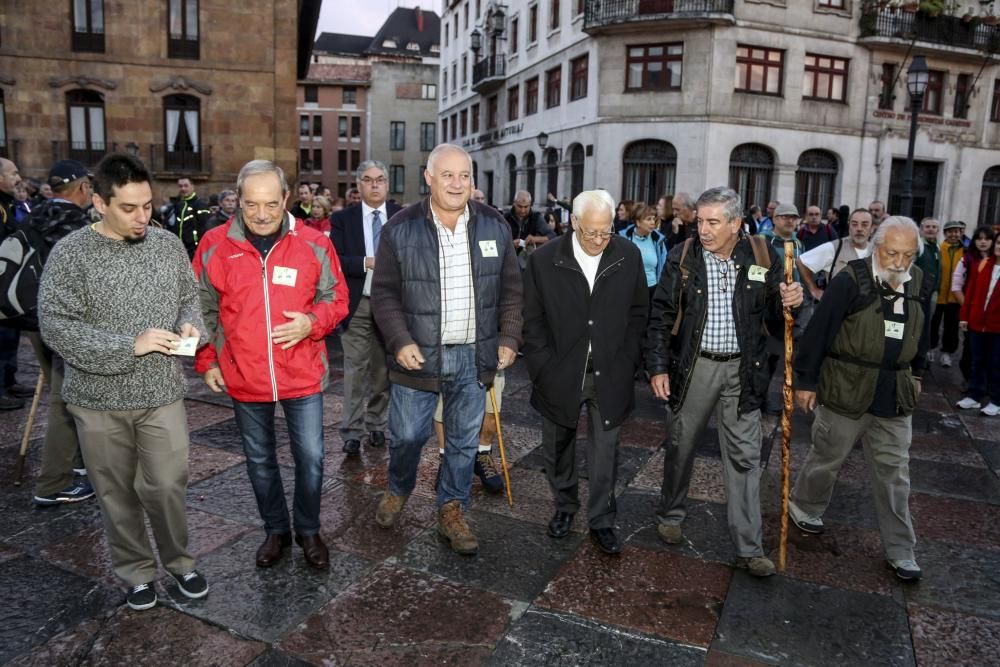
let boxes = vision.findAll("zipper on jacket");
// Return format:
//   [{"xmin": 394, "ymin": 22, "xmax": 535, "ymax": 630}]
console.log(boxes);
[{"xmin": 258, "ymin": 239, "xmax": 283, "ymax": 403}]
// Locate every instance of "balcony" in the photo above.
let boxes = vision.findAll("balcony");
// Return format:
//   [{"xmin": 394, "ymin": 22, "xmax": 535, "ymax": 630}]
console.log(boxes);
[
  {"xmin": 51, "ymin": 141, "xmax": 119, "ymax": 168},
  {"xmin": 149, "ymin": 144, "xmax": 212, "ymax": 176},
  {"xmin": 859, "ymin": 9, "xmax": 1000, "ymax": 56},
  {"xmin": 584, "ymin": 0, "xmax": 735, "ymax": 34},
  {"xmin": 472, "ymin": 56, "xmax": 507, "ymax": 93}
]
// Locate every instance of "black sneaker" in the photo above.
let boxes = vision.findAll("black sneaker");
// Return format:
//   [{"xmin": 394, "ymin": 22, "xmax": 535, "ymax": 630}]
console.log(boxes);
[
  {"xmin": 7, "ymin": 383, "xmax": 36, "ymax": 398},
  {"xmin": 171, "ymin": 570, "xmax": 209, "ymax": 598},
  {"xmin": 473, "ymin": 452, "xmax": 505, "ymax": 494},
  {"xmin": 0, "ymin": 393, "xmax": 24, "ymax": 411},
  {"xmin": 33, "ymin": 479, "xmax": 95, "ymax": 506},
  {"xmin": 126, "ymin": 582, "xmax": 157, "ymax": 610}
]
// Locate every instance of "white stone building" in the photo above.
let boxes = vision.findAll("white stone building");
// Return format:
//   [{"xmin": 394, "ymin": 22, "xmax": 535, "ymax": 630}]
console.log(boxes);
[{"xmin": 439, "ymin": 0, "xmax": 1000, "ymax": 226}]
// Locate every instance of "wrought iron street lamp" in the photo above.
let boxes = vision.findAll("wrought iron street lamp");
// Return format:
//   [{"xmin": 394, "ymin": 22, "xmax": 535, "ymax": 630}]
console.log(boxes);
[
  {"xmin": 470, "ymin": 28, "xmax": 482, "ymax": 59},
  {"xmin": 536, "ymin": 132, "xmax": 548, "ymax": 150},
  {"xmin": 901, "ymin": 54, "xmax": 929, "ymax": 219}
]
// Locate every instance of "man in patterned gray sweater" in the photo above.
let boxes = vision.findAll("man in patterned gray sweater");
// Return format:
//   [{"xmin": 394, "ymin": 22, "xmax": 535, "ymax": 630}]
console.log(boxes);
[{"xmin": 38, "ymin": 154, "xmax": 209, "ymax": 611}]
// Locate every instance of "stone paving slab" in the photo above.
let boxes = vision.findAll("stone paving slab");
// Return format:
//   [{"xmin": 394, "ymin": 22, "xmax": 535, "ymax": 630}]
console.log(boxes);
[
  {"xmin": 487, "ymin": 607, "xmax": 707, "ymax": 666},
  {"xmin": 908, "ymin": 603, "xmax": 1000, "ymax": 667},
  {"xmin": 164, "ymin": 531, "xmax": 372, "ymax": 642},
  {"xmin": 190, "ymin": 417, "xmax": 291, "ymax": 451},
  {"xmin": 187, "ymin": 462, "xmax": 311, "ymax": 527},
  {"xmin": 713, "ymin": 572, "xmax": 915, "ymax": 666},
  {"xmin": 396, "ymin": 509, "xmax": 586, "ymax": 602},
  {"xmin": 278, "ymin": 564, "xmax": 513, "ymax": 665},
  {"xmin": 0, "ymin": 555, "xmax": 121, "ymax": 663},
  {"xmin": 538, "ymin": 541, "xmax": 732, "ymax": 647},
  {"xmin": 616, "ymin": 489, "xmax": 737, "ymax": 565},
  {"xmin": 8, "ymin": 605, "xmax": 267, "ymax": 667},
  {"xmin": 900, "ymin": 537, "xmax": 1000, "ymax": 619}
]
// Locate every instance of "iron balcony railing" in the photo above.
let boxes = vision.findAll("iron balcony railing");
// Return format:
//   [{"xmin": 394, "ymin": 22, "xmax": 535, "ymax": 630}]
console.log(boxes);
[
  {"xmin": 584, "ymin": 0, "xmax": 735, "ymax": 30},
  {"xmin": 51, "ymin": 141, "xmax": 119, "ymax": 168},
  {"xmin": 472, "ymin": 56, "xmax": 507, "ymax": 89},
  {"xmin": 149, "ymin": 144, "xmax": 212, "ymax": 175},
  {"xmin": 860, "ymin": 9, "xmax": 1000, "ymax": 53}
]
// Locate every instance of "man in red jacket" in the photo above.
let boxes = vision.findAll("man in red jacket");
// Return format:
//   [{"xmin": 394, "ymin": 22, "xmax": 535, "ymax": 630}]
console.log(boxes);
[{"xmin": 194, "ymin": 160, "xmax": 348, "ymax": 569}]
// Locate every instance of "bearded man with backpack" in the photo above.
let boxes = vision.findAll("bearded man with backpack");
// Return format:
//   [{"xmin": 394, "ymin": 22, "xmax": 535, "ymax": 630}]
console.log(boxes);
[{"xmin": 645, "ymin": 187, "xmax": 804, "ymax": 578}]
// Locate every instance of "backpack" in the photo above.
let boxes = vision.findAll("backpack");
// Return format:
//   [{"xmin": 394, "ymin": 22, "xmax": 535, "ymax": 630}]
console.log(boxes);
[{"xmin": 0, "ymin": 226, "xmax": 45, "ymax": 329}]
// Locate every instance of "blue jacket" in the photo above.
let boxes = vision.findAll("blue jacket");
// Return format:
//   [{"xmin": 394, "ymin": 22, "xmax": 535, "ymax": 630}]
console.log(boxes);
[{"xmin": 619, "ymin": 224, "xmax": 669, "ymax": 283}]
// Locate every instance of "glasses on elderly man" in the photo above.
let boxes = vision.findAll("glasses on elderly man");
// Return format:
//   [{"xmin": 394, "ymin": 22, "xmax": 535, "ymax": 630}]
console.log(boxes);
[
  {"xmin": 360, "ymin": 176, "xmax": 387, "ymax": 185},
  {"xmin": 580, "ymin": 229, "xmax": 614, "ymax": 241}
]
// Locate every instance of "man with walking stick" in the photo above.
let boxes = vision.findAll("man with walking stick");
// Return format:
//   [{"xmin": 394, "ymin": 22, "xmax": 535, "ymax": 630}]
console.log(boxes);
[
  {"xmin": 790, "ymin": 217, "xmax": 930, "ymax": 581},
  {"xmin": 645, "ymin": 187, "xmax": 803, "ymax": 577},
  {"xmin": 522, "ymin": 190, "xmax": 649, "ymax": 554}
]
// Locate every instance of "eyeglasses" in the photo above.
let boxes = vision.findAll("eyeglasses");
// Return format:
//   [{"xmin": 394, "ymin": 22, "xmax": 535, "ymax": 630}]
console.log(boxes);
[
  {"xmin": 580, "ymin": 229, "xmax": 614, "ymax": 241},
  {"xmin": 712, "ymin": 255, "xmax": 731, "ymax": 292},
  {"xmin": 360, "ymin": 177, "xmax": 387, "ymax": 185}
]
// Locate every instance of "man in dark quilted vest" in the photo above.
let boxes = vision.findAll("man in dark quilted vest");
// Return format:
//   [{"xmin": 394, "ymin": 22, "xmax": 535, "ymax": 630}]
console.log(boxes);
[
  {"xmin": 371, "ymin": 143, "xmax": 523, "ymax": 555},
  {"xmin": 791, "ymin": 216, "xmax": 930, "ymax": 582}
]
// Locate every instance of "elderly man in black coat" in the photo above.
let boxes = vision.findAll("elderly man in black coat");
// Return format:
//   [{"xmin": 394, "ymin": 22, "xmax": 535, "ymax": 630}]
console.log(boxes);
[{"xmin": 522, "ymin": 190, "xmax": 649, "ymax": 554}]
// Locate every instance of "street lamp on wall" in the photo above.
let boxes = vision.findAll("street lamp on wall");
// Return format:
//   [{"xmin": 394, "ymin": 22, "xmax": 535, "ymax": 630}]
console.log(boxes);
[
  {"xmin": 536, "ymin": 131, "xmax": 548, "ymax": 150},
  {"xmin": 470, "ymin": 28, "xmax": 482, "ymax": 59},
  {"xmin": 901, "ymin": 54, "xmax": 929, "ymax": 219}
]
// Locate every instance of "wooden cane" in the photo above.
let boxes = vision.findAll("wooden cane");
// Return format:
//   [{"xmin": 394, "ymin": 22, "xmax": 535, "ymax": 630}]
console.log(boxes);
[
  {"xmin": 488, "ymin": 385, "xmax": 514, "ymax": 507},
  {"xmin": 779, "ymin": 242, "xmax": 795, "ymax": 571},
  {"xmin": 13, "ymin": 371, "xmax": 45, "ymax": 486}
]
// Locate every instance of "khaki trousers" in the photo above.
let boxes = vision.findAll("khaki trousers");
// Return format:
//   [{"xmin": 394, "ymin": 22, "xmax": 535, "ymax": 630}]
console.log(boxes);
[
  {"xmin": 67, "ymin": 400, "xmax": 195, "ymax": 586},
  {"xmin": 339, "ymin": 296, "xmax": 390, "ymax": 440},
  {"xmin": 791, "ymin": 406, "xmax": 916, "ymax": 561},
  {"xmin": 27, "ymin": 332, "xmax": 84, "ymax": 496},
  {"xmin": 658, "ymin": 357, "xmax": 765, "ymax": 557}
]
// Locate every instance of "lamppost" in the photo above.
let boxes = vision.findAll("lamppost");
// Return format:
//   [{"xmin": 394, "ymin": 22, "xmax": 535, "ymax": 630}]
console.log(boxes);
[
  {"xmin": 901, "ymin": 54, "xmax": 929, "ymax": 219},
  {"xmin": 470, "ymin": 28, "xmax": 482, "ymax": 61}
]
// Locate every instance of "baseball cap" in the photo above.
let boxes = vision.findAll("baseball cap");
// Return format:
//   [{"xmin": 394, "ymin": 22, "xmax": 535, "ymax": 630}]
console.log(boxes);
[
  {"xmin": 47, "ymin": 160, "xmax": 92, "ymax": 187},
  {"xmin": 774, "ymin": 203, "xmax": 800, "ymax": 218},
  {"xmin": 943, "ymin": 220, "xmax": 965, "ymax": 231}
]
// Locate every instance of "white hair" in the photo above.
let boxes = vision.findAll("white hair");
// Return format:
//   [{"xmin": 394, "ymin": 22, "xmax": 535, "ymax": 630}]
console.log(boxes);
[
  {"xmin": 873, "ymin": 215, "xmax": 923, "ymax": 256},
  {"xmin": 426, "ymin": 143, "xmax": 472, "ymax": 175},
  {"xmin": 572, "ymin": 189, "xmax": 615, "ymax": 220}
]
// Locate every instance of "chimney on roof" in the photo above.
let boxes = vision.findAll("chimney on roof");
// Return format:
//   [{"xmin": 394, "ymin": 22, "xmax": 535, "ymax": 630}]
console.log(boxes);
[{"xmin": 415, "ymin": 6, "xmax": 424, "ymax": 32}]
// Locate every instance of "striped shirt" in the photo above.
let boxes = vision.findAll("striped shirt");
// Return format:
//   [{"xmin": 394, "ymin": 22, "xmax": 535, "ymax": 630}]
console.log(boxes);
[
  {"xmin": 701, "ymin": 249, "xmax": 739, "ymax": 354},
  {"xmin": 433, "ymin": 204, "xmax": 477, "ymax": 345}
]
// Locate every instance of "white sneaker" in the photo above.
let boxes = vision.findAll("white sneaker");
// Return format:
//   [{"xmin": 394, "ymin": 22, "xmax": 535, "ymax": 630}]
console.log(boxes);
[
  {"xmin": 926, "ymin": 350, "xmax": 937, "ymax": 363},
  {"xmin": 956, "ymin": 397, "xmax": 982, "ymax": 410},
  {"xmin": 888, "ymin": 558, "xmax": 922, "ymax": 581},
  {"xmin": 940, "ymin": 352, "xmax": 953, "ymax": 367},
  {"xmin": 981, "ymin": 403, "xmax": 1000, "ymax": 417}
]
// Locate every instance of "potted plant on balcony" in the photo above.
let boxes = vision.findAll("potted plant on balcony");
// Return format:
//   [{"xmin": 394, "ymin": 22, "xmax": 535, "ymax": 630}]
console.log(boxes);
[
  {"xmin": 918, "ymin": 0, "xmax": 945, "ymax": 16},
  {"xmin": 902, "ymin": 1, "xmax": 919, "ymax": 12}
]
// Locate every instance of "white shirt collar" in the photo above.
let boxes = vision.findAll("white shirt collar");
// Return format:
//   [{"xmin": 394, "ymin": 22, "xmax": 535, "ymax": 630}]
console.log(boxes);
[{"xmin": 362, "ymin": 200, "xmax": 387, "ymax": 221}]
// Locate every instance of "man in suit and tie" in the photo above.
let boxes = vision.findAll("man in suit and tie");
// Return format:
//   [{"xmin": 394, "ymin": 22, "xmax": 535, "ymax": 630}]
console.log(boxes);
[{"xmin": 331, "ymin": 161, "xmax": 403, "ymax": 455}]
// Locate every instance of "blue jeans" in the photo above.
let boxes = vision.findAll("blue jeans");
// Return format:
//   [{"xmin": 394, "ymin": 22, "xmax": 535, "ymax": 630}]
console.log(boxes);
[
  {"xmin": 388, "ymin": 344, "xmax": 485, "ymax": 508},
  {"xmin": 232, "ymin": 392, "xmax": 324, "ymax": 536}
]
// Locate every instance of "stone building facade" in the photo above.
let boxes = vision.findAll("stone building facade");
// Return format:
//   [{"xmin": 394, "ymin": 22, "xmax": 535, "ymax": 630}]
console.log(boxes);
[
  {"xmin": 441, "ymin": 0, "xmax": 1000, "ymax": 226},
  {"xmin": 0, "ymin": 0, "xmax": 319, "ymax": 203}
]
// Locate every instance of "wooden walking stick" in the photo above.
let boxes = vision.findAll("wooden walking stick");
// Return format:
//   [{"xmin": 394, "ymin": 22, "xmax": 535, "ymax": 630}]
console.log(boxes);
[
  {"xmin": 488, "ymin": 385, "xmax": 514, "ymax": 507},
  {"xmin": 14, "ymin": 371, "xmax": 45, "ymax": 486},
  {"xmin": 778, "ymin": 242, "xmax": 795, "ymax": 572}
]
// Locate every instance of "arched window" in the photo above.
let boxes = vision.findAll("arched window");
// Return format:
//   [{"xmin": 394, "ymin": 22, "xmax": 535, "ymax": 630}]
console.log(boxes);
[
  {"xmin": 523, "ymin": 151, "xmax": 536, "ymax": 202},
  {"xmin": 622, "ymin": 140, "xmax": 676, "ymax": 204},
  {"xmin": 979, "ymin": 166, "xmax": 1000, "ymax": 227},
  {"xmin": 506, "ymin": 154, "xmax": 517, "ymax": 205},
  {"xmin": 729, "ymin": 143, "xmax": 774, "ymax": 211},
  {"xmin": 163, "ymin": 94, "xmax": 201, "ymax": 172},
  {"xmin": 65, "ymin": 89, "xmax": 106, "ymax": 165},
  {"xmin": 795, "ymin": 149, "xmax": 838, "ymax": 214},
  {"xmin": 568, "ymin": 143, "xmax": 585, "ymax": 198},
  {"xmin": 544, "ymin": 148, "xmax": 559, "ymax": 199}
]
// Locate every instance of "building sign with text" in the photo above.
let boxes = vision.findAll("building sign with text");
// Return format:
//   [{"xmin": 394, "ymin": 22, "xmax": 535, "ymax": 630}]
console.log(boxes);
[
  {"xmin": 871, "ymin": 110, "xmax": 972, "ymax": 128},
  {"xmin": 462, "ymin": 123, "xmax": 524, "ymax": 148}
]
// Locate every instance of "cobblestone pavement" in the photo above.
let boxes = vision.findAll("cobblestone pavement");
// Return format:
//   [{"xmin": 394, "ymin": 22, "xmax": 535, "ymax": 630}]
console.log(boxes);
[{"xmin": 1, "ymin": 337, "xmax": 998, "ymax": 666}]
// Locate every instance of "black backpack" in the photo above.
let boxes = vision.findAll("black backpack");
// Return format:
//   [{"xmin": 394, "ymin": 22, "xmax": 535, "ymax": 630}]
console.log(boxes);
[{"xmin": 0, "ymin": 225, "xmax": 45, "ymax": 330}]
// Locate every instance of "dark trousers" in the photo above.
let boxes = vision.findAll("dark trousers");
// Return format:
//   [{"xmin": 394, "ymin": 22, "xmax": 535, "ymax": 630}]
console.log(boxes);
[
  {"xmin": 541, "ymin": 371, "xmax": 621, "ymax": 529},
  {"xmin": 968, "ymin": 331, "xmax": 1000, "ymax": 404},
  {"xmin": 930, "ymin": 303, "xmax": 960, "ymax": 353},
  {"xmin": 0, "ymin": 326, "xmax": 19, "ymax": 388}
]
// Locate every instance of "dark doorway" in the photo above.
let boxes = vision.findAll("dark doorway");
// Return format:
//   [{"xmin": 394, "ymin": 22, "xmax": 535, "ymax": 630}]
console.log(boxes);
[{"xmin": 889, "ymin": 159, "xmax": 939, "ymax": 222}]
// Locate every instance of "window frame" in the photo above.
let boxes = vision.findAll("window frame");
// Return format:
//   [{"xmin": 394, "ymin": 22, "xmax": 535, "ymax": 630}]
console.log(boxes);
[
  {"xmin": 570, "ymin": 54, "xmax": 588, "ymax": 101},
  {"xmin": 167, "ymin": 0, "xmax": 199, "ymax": 60},
  {"xmin": 471, "ymin": 103, "xmax": 480, "ymax": 133},
  {"xmin": 545, "ymin": 65, "xmax": 561, "ymax": 109},
  {"xmin": 304, "ymin": 84, "xmax": 318, "ymax": 103},
  {"xmin": 343, "ymin": 87, "xmax": 357, "ymax": 105},
  {"xmin": 525, "ymin": 77, "xmax": 539, "ymax": 115},
  {"xmin": 802, "ymin": 53, "xmax": 849, "ymax": 103},
  {"xmin": 921, "ymin": 70, "xmax": 944, "ymax": 115},
  {"xmin": 389, "ymin": 165, "xmax": 405, "ymax": 194},
  {"xmin": 625, "ymin": 43, "xmax": 683, "ymax": 92},
  {"xmin": 528, "ymin": 4, "xmax": 538, "ymax": 44},
  {"xmin": 487, "ymin": 95, "xmax": 498, "ymax": 129},
  {"xmin": 878, "ymin": 62, "xmax": 897, "ymax": 111},
  {"xmin": 735, "ymin": 44, "xmax": 784, "ymax": 97},
  {"xmin": 954, "ymin": 73, "xmax": 971, "ymax": 120},
  {"xmin": 510, "ymin": 16, "xmax": 519, "ymax": 53},
  {"xmin": 71, "ymin": 0, "xmax": 105, "ymax": 53},
  {"xmin": 508, "ymin": 84, "xmax": 520, "ymax": 121},
  {"xmin": 549, "ymin": 0, "xmax": 560, "ymax": 31},
  {"xmin": 390, "ymin": 121, "xmax": 406, "ymax": 150},
  {"xmin": 420, "ymin": 122, "xmax": 436, "ymax": 151},
  {"xmin": 990, "ymin": 79, "xmax": 1000, "ymax": 123}
]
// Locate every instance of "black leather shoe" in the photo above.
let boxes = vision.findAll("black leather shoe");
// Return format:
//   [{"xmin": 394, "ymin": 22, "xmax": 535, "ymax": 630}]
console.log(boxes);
[
  {"xmin": 368, "ymin": 431, "xmax": 386, "ymax": 448},
  {"xmin": 547, "ymin": 511, "xmax": 575, "ymax": 538},
  {"xmin": 0, "ymin": 393, "xmax": 24, "ymax": 411},
  {"xmin": 255, "ymin": 532, "xmax": 292, "ymax": 568},
  {"xmin": 342, "ymin": 439, "xmax": 361, "ymax": 455},
  {"xmin": 295, "ymin": 533, "xmax": 330, "ymax": 569},
  {"xmin": 590, "ymin": 528, "xmax": 622, "ymax": 554},
  {"xmin": 7, "ymin": 383, "xmax": 36, "ymax": 399}
]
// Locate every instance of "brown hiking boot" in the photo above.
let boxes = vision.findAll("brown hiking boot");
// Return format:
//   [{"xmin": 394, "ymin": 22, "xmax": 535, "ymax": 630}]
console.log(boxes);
[
  {"xmin": 375, "ymin": 492, "xmax": 408, "ymax": 528},
  {"xmin": 437, "ymin": 500, "xmax": 479, "ymax": 555},
  {"xmin": 657, "ymin": 523, "xmax": 683, "ymax": 545},
  {"xmin": 735, "ymin": 556, "xmax": 776, "ymax": 578}
]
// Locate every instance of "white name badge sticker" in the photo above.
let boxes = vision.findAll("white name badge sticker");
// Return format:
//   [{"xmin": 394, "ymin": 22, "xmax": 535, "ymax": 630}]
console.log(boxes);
[
  {"xmin": 273, "ymin": 266, "xmax": 298, "ymax": 287},
  {"xmin": 748, "ymin": 265, "xmax": 768, "ymax": 283},
  {"xmin": 480, "ymin": 240, "xmax": 498, "ymax": 257},
  {"xmin": 884, "ymin": 320, "xmax": 905, "ymax": 340},
  {"xmin": 172, "ymin": 336, "xmax": 199, "ymax": 356}
]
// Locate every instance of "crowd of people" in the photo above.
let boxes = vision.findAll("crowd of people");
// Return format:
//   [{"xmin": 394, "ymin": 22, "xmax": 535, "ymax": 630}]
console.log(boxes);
[{"xmin": 2, "ymin": 143, "xmax": 997, "ymax": 614}]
